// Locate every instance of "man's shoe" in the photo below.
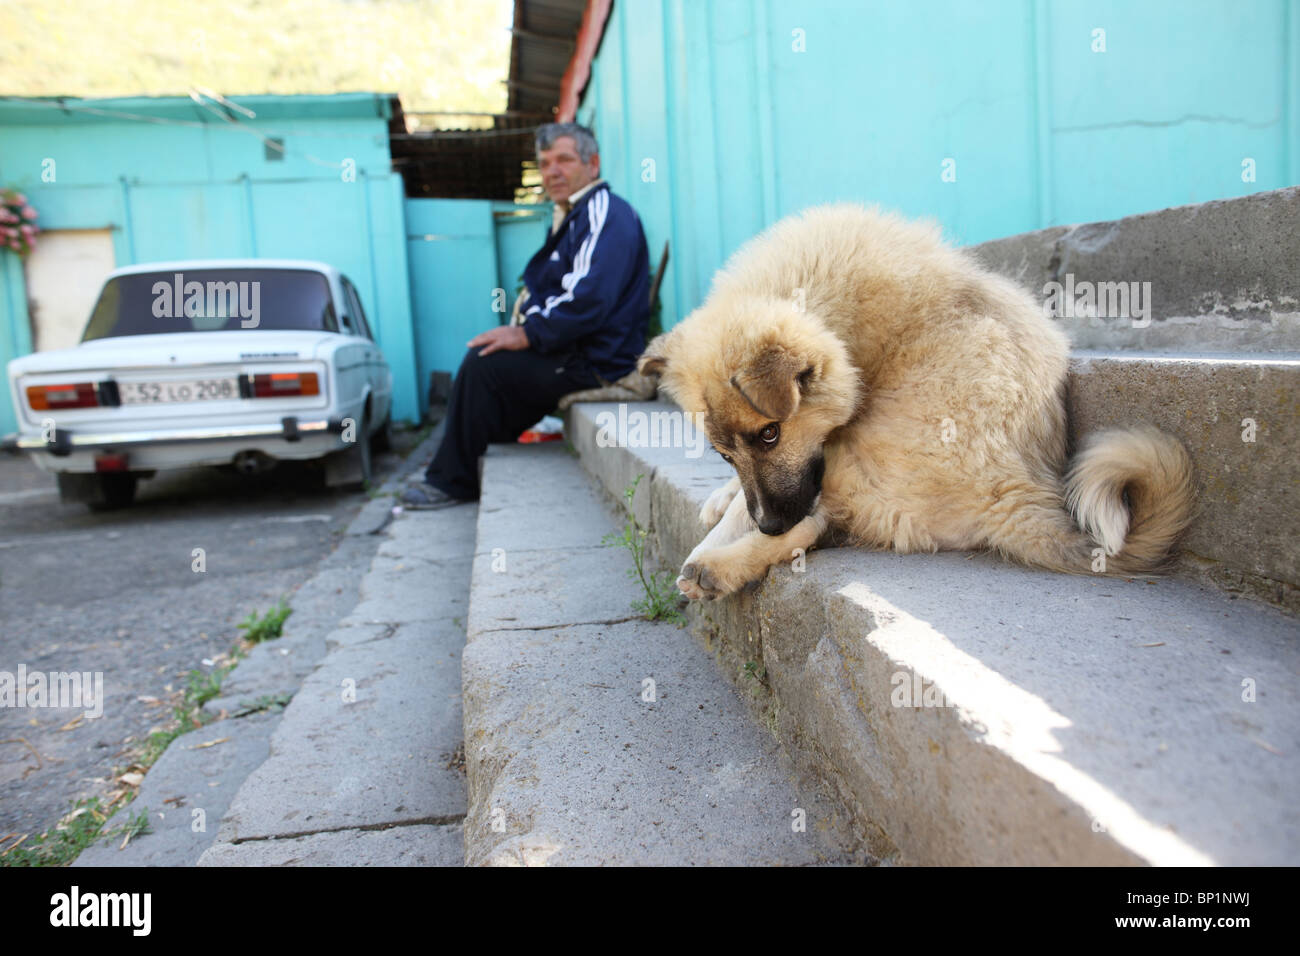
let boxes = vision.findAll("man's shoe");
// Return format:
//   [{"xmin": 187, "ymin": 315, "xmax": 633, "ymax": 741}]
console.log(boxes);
[{"xmin": 399, "ymin": 481, "xmax": 470, "ymax": 510}]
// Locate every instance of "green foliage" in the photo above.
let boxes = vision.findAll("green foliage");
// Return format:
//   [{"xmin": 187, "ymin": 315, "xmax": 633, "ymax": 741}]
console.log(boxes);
[
  {"xmin": 0, "ymin": 798, "xmax": 150, "ymax": 867},
  {"xmin": 141, "ymin": 700, "xmax": 212, "ymax": 766},
  {"xmin": 184, "ymin": 667, "xmax": 224, "ymax": 708},
  {"xmin": 237, "ymin": 600, "xmax": 292, "ymax": 644},
  {"xmin": 603, "ymin": 475, "xmax": 685, "ymax": 625},
  {"xmin": 0, "ymin": 0, "xmax": 511, "ymax": 115},
  {"xmin": 232, "ymin": 692, "xmax": 294, "ymax": 718},
  {"xmin": 739, "ymin": 660, "xmax": 769, "ymax": 697}
]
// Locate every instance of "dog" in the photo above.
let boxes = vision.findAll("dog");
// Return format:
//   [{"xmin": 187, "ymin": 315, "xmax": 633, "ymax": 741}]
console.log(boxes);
[{"xmin": 637, "ymin": 204, "xmax": 1195, "ymax": 600}]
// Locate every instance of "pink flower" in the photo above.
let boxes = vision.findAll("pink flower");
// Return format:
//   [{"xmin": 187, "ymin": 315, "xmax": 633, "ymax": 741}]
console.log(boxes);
[
  {"xmin": 21, "ymin": 206, "xmax": 37, "ymax": 220},
  {"xmin": 13, "ymin": 193, "xmax": 27, "ymax": 205},
  {"xmin": 0, "ymin": 211, "xmax": 15, "ymax": 224},
  {"xmin": 20, "ymin": 224, "xmax": 35, "ymax": 237}
]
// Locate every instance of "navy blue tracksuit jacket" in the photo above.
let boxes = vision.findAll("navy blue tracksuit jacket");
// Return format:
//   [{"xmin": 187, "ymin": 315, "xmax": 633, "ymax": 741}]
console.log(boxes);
[{"xmin": 519, "ymin": 182, "xmax": 651, "ymax": 382}]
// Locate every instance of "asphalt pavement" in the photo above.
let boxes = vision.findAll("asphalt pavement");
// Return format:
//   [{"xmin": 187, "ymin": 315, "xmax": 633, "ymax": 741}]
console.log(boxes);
[{"xmin": 0, "ymin": 428, "xmax": 423, "ymax": 849}]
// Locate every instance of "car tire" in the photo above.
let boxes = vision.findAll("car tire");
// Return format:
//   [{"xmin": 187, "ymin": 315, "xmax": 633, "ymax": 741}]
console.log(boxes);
[
  {"xmin": 324, "ymin": 410, "xmax": 372, "ymax": 492},
  {"xmin": 58, "ymin": 472, "xmax": 138, "ymax": 511},
  {"xmin": 370, "ymin": 411, "xmax": 394, "ymax": 454}
]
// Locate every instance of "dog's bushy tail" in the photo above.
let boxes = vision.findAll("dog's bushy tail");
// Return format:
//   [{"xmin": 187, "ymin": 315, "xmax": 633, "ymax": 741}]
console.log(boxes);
[
  {"xmin": 1063, "ymin": 426, "xmax": 1196, "ymax": 574},
  {"xmin": 989, "ymin": 426, "xmax": 1195, "ymax": 575}
]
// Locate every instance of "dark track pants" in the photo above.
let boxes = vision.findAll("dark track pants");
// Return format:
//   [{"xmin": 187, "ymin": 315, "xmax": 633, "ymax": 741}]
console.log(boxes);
[{"xmin": 424, "ymin": 346, "xmax": 601, "ymax": 500}]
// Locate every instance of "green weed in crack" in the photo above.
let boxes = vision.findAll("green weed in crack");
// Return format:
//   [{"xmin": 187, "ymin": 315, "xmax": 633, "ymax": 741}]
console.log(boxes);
[
  {"xmin": 603, "ymin": 475, "xmax": 685, "ymax": 625},
  {"xmin": 237, "ymin": 599, "xmax": 292, "ymax": 644}
]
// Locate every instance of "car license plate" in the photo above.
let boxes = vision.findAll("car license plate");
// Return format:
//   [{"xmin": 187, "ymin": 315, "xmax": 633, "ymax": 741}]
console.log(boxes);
[{"xmin": 119, "ymin": 378, "xmax": 239, "ymax": 404}]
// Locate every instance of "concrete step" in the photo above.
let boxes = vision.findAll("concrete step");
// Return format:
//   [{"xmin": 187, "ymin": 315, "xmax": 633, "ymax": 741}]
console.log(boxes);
[
  {"xmin": 1066, "ymin": 350, "xmax": 1299, "ymax": 611},
  {"xmin": 970, "ymin": 185, "xmax": 1300, "ymax": 354},
  {"xmin": 197, "ymin": 503, "xmax": 475, "ymax": 865},
  {"xmin": 461, "ymin": 443, "xmax": 869, "ymax": 865},
  {"xmin": 71, "ymin": 489, "xmax": 423, "ymax": 867},
  {"xmin": 564, "ymin": 400, "xmax": 1300, "ymax": 865}
]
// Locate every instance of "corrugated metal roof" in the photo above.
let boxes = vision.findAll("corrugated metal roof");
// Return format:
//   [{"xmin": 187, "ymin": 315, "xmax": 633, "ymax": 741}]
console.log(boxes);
[
  {"xmin": 390, "ymin": 108, "xmax": 548, "ymax": 200},
  {"xmin": 391, "ymin": 0, "xmax": 591, "ymax": 199},
  {"xmin": 507, "ymin": 0, "xmax": 586, "ymax": 117}
]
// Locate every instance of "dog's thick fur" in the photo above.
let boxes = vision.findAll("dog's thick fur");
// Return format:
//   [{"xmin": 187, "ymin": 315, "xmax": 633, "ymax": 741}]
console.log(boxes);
[{"xmin": 638, "ymin": 204, "xmax": 1195, "ymax": 600}]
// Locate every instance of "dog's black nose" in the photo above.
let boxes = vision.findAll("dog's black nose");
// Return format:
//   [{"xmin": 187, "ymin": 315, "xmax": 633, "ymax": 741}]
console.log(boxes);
[{"xmin": 757, "ymin": 513, "xmax": 789, "ymax": 536}]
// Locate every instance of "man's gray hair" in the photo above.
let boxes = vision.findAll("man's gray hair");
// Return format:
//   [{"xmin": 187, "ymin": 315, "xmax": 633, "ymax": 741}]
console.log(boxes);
[{"xmin": 535, "ymin": 122, "xmax": 599, "ymax": 162}]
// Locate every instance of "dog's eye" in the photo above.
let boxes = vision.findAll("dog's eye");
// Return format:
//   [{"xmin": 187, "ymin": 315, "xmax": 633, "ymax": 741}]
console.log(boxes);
[{"xmin": 759, "ymin": 423, "xmax": 780, "ymax": 445}]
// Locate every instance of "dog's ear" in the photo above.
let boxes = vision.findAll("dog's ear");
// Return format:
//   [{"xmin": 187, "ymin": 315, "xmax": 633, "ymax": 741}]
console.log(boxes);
[
  {"xmin": 637, "ymin": 332, "xmax": 674, "ymax": 377},
  {"xmin": 731, "ymin": 346, "xmax": 815, "ymax": 421}
]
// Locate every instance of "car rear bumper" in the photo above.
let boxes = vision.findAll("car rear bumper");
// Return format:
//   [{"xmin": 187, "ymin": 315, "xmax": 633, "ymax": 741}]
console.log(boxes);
[
  {"xmin": 11, "ymin": 416, "xmax": 351, "ymax": 473},
  {"xmin": 15, "ymin": 416, "xmax": 342, "ymax": 452}
]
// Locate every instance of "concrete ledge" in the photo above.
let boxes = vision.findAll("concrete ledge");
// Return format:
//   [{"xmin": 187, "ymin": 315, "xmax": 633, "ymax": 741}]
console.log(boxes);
[
  {"xmin": 564, "ymin": 401, "xmax": 1300, "ymax": 865},
  {"xmin": 969, "ymin": 186, "xmax": 1300, "ymax": 353}
]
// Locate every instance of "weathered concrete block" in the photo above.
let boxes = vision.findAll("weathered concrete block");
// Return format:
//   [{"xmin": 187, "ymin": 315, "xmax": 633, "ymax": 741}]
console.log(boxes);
[
  {"xmin": 378, "ymin": 503, "xmax": 479, "ymax": 562},
  {"xmin": 565, "ymin": 395, "xmax": 1300, "ymax": 865},
  {"xmin": 466, "ymin": 546, "xmax": 639, "ymax": 641},
  {"xmin": 344, "ymin": 551, "xmax": 469, "ymax": 627},
  {"xmin": 477, "ymin": 442, "xmax": 637, "ymax": 551},
  {"xmin": 970, "ymin": 186, "xmax": 1300, "ymax": 352},
  {"xmin": 568, "ymin": 401, "xmax": 722, "ymax": 531},
  {"xmin": 216, "ymin": 621, "xmax": 466, "ymax": 841},
  {"xmin": 1068, "ymin": 351, "xmax": 1299, "ymax": 607},
  {"xmin": 198, "ymin": 822, "xmax": 463, "ymax": 866},
  {"xmin": 758, "ymin": 548, "xmax": 1300, "ymax": 865},
  {"xmin": 73, "ymin": 709, "xmax": 283, "ymax": 867},
  {"xmin": 462, "ymin": 621, "xmax": 862, "ymax": 866}
]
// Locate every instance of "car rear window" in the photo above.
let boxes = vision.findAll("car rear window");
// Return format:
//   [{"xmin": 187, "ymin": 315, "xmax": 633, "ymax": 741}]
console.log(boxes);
[{"xmin": 82, "ymin": 269, "xmax": 338, "ymax": 340}]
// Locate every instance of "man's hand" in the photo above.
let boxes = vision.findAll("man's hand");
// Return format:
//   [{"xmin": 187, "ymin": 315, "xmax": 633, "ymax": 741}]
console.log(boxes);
[{"xmin": 468, "ymin": 325, "xmax": 530, "ymax": 356}]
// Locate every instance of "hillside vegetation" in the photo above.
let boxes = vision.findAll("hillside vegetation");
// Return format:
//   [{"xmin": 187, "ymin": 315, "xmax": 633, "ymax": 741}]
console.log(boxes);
[{"xmin": 0, "ymin": 0, "xmax": 512, "ymax": 121}]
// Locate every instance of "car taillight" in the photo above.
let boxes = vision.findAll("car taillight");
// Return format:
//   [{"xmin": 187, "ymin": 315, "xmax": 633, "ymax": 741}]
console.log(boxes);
[
  {"xmin": 251, "ymin": 372, "xmax": 319, "ymax": 398},
  {"xmin": 27, "ymin": 382, "xmax": 100, "ymax": 410}
]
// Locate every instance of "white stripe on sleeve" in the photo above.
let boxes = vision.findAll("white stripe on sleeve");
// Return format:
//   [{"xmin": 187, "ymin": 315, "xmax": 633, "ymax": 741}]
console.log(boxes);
[{"xmin": 542, "ymin": 189, "xmax": 609, "ymax": 319}]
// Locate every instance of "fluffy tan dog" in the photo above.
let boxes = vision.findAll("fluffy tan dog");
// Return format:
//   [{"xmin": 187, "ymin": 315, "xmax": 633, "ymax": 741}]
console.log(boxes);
[{"xmin": 638, "ymin": 204, "xmax": 1195, "ymax": 600}]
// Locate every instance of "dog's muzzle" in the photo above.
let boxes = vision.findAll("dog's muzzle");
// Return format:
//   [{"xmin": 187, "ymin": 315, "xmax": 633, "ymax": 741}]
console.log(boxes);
[{"xmin": 752, "ymin": 455, "xmax": 825, "ymax": 536}]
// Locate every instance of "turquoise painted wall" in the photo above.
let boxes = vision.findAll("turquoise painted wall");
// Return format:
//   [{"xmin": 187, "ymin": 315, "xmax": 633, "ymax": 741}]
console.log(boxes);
[
  {"xmin": 405, "ymin": 198, "xmax": 548, "ymax": 396},
  {"xmin": 0, "ymin": 94, "xmax": 419, "ymax": 434},
  {"xmin": 583, "ymin": 0, "xmax": 1299, "ymax": 330}
]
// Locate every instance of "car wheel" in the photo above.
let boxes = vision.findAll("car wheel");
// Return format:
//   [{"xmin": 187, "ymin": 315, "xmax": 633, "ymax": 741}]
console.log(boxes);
[
  {"xmin": 324, "ymin": 410, "xmax": 372, "ymax": 491},
  {"xmin": 68, "ymin": 472, "xmax": 138, "ymax": 511},
  {"xmin": 370, "ymin": 411, "xmax": 394, "ymax": 454}
]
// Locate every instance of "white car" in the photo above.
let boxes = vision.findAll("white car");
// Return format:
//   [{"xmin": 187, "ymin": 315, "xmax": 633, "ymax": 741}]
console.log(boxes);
[{"xmin": 3, "ymin": 259, "xmax": 394, "ymax": 509}]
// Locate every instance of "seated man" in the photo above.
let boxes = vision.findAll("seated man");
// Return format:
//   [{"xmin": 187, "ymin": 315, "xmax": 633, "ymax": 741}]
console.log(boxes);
[{"xmin": 402, "ymin": 122, "xmax": 651, "ymax": 508}]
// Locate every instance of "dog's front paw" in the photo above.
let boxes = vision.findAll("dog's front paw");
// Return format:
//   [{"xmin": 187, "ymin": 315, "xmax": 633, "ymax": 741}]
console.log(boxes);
[
  {"xmin": 677, "ymin": 551, "xmax": 741, "ymax": 601},
  {"xmin": 699, "ymin": 482, "xmax": 739, "ymax": 528}
]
